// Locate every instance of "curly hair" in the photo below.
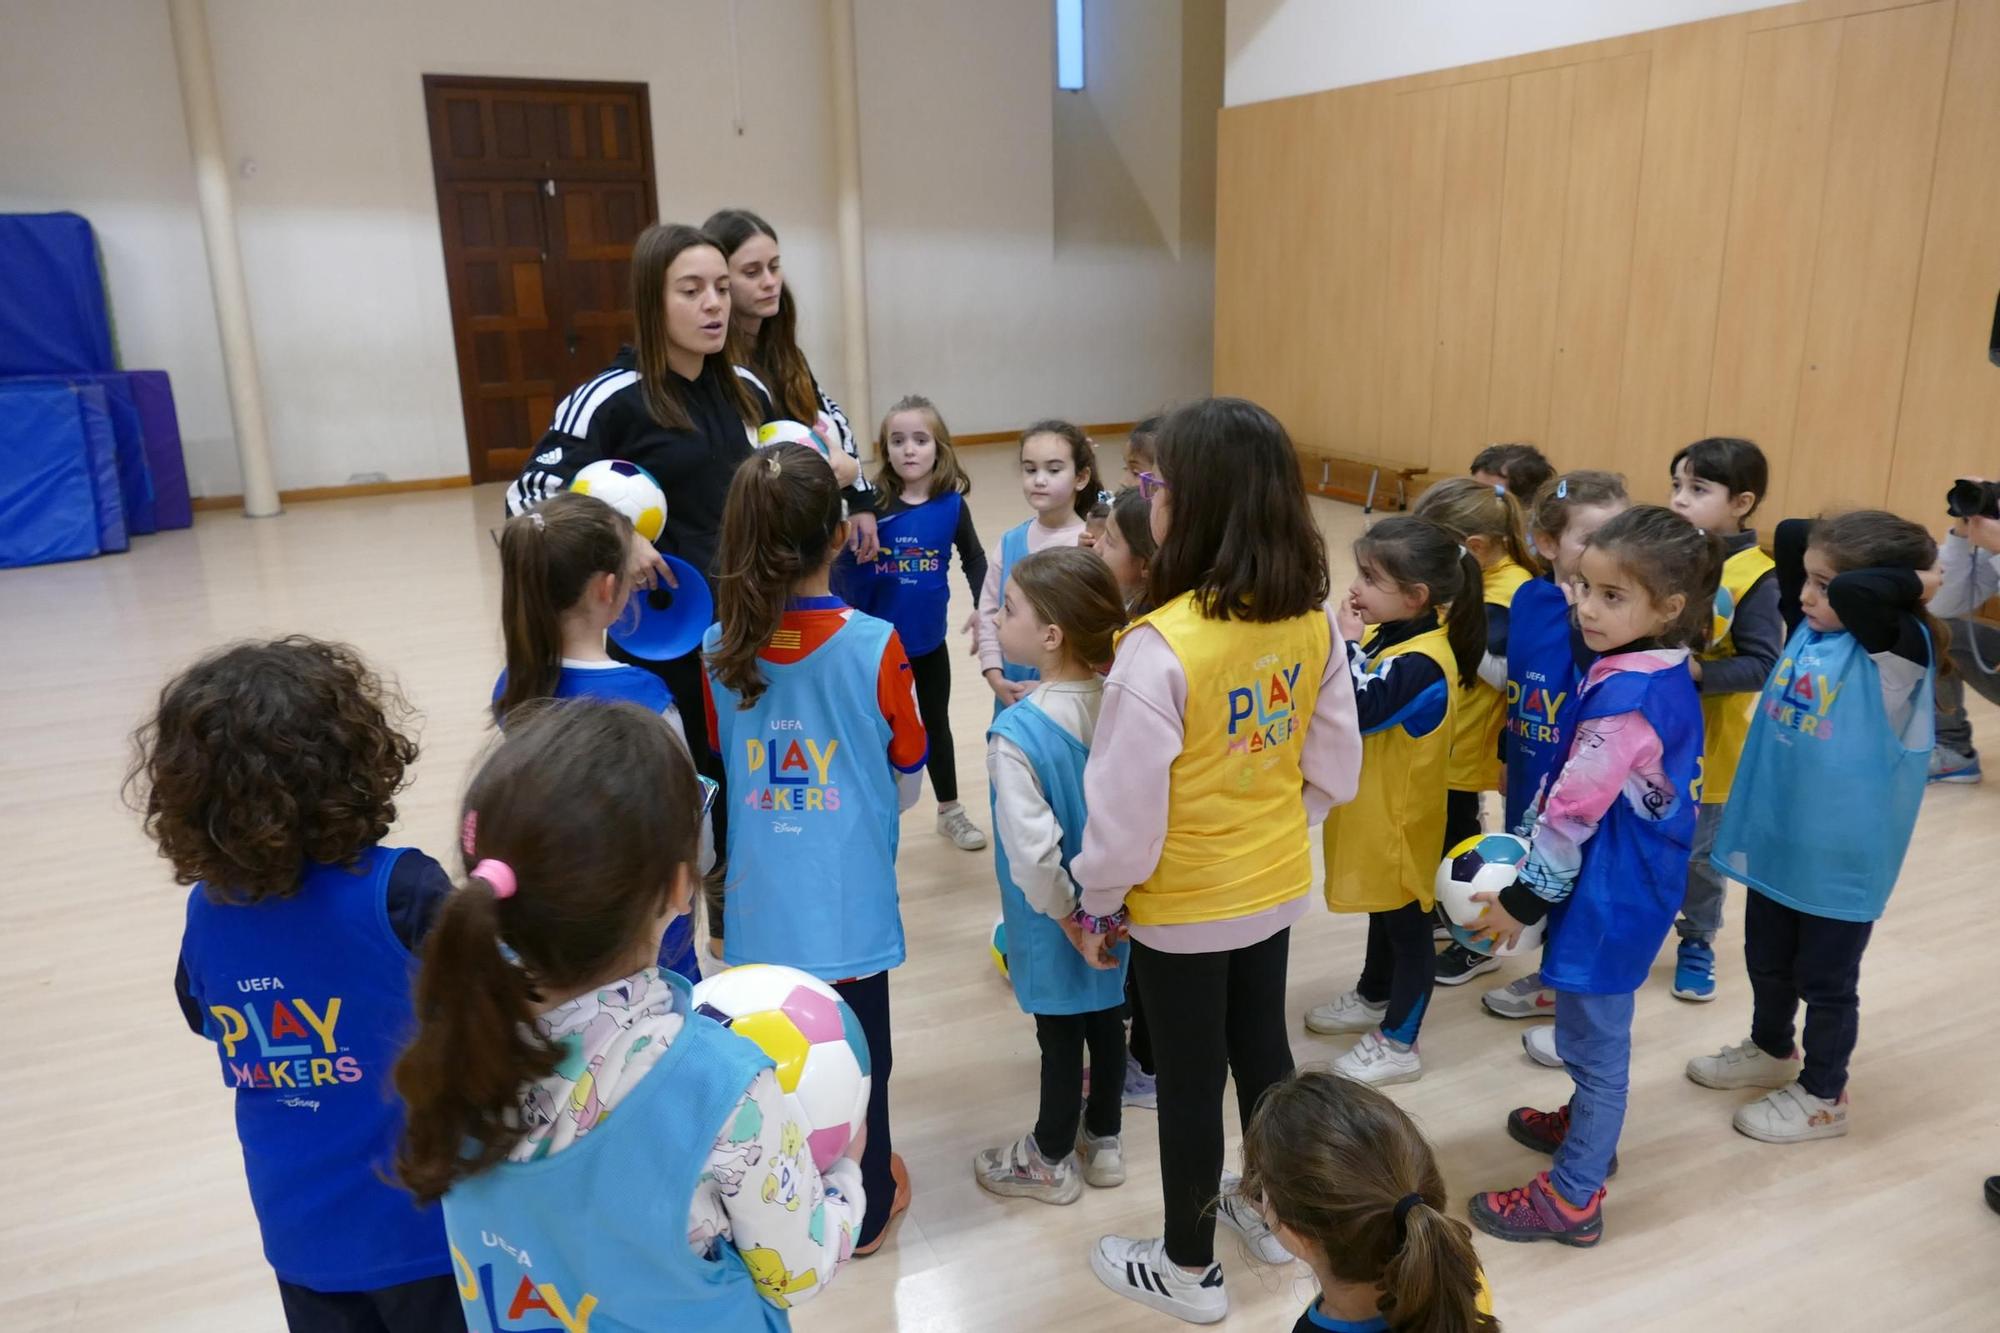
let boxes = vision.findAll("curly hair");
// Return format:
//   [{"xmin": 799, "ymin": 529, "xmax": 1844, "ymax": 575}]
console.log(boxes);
[{"xmin": 126, "ymin": 637, "xmax": 419, "ymax": 903}]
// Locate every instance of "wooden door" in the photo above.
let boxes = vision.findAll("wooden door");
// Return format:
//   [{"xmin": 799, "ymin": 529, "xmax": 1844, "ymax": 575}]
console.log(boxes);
[{"xmin": 423, "ymin": 76, "xmax": 657, "ymax": 483}]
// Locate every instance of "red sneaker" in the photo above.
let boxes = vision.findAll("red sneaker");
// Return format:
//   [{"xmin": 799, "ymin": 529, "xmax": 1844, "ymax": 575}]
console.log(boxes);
[
  {"xmin": 1469, "ymin": 1171, "xmax": 1604, "ymax": 1247},
  {"xmin": 1505, "ymin": 1103, "xmax": 1618, "ymax": 1176}
]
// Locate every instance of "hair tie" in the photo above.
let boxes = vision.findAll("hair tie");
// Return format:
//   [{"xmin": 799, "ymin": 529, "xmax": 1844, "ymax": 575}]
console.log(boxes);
[
  {"xmin": 1555, "ymin": 478, "xmax": 1569, "ymax": 500},
  {"xmin": 472, "ymin": 858, "xmax": 517, "ymax": 901},
  {"xmin": 1097, "ymin": 489, "xmax": 1113, "ymax": 506},
  {"xmin": 459, "ymin": 810, "xmax": 479, "ymax": 858},
  {"xmin": 528, "ymin": 511, "xmax": 546, "ymax": 530},
  {"xmin": 1458, "ymin": 544, "xmax": 1471, "ymax": 561},
  {"xmin": 766, "ymin": 452, "xmax": 783, "ymax": 475},
  {"xmin": 1494, "ymin": 483, "xmax": 1506, "ymax": 497},
  {"xmin": 1392, "ymin": 1192, "xmax": 1425, "ymax": 1242}
]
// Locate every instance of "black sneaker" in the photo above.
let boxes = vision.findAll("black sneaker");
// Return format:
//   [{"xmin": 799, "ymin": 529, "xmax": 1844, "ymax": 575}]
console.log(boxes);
[{"xmin": 1435, "ymin": 943, "xmax": 1502, "ymax": 987}]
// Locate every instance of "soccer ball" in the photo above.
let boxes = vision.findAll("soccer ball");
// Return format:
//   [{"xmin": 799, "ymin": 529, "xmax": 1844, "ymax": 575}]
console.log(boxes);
[
  {"xmin": 1434, "ymin": 831, "xmax": 1544, "ymax": 958},
  {"xmin": 691, "ymin": 964, "xmax": 870, "ymax": 1170},
  {"xmin": 757, "ymin": 419, "xmax": 833, "ymax": 458},
  {"xmin": 570, "ymin": 459, "xmax": 666, "ymax": 543},
  {"xmin": 989, "ymin": 915, "xmax": 1010, "ymax": 982}
]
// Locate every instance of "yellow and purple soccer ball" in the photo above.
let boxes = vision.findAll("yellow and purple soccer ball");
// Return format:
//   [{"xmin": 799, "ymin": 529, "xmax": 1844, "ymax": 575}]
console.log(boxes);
[
  {"xmin": 757, "ymin": 419, "xmax": 833, "ymax": 459},
  {"xmin": 691, "ymin": 964, "xmax": 870, "ymax": 1170},
  {"xmin": 570, "ymin": 459, "xmax": 666, "ymax": 543},
  {"xmin": 1435, "ymin": 831, "xmax": 1544, "ymax": 958}
]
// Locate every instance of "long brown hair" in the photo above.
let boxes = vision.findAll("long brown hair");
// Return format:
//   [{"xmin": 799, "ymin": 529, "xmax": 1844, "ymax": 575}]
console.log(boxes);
[
  {"xmin": 1413, "ymin": 476, "xmax": 1542, "ymax": 575},
  {"xmin": 1147, "ymin": 397, "xmax": 1330, "ymax": 622},
  {"xmin": 872, "ymin": 393, "xmax": 970, "ymax": 504},
  {"xmin": 1008, "ymin": 546, "xmax": 1130, "ymax": 670},
  {"xmin": 1585, "ymin": 505, "xmax": 1725, "ymax": 650},
  {"xmin": 631, "ymin": 222, "xmax": 761, "ymax": 432},
  {"xmin": 707, "ymin": 444, "xmax": 845, "ymax": 706},
  {"xmin": 1021, "ymin": 419, "xmax": 1099, "ymax": 521},
  {"xmin": 1808, "ymin": 509, "xmax": 1954, "ymax": 674},
  {"xmin": 1240, "ymin": 1068, "xmax": 1498, "ymax": 1333},
  {"xmin": 1528, "ymin": 469, "xmax": 1628, "ymax": 543},
  {"xmin": 495, "ymin": 492, "xmax": 632, "ymax": 726},
  {"xmin": 1354, "ymin": 517, "xmax": 1487, "ymax": 689},
  {"xmin": 704, "ymin": 208, "xmax": 818, "ymax": 423},
  {"xmin": 395, "ymin": 699, "xmax": 701, "ymax": 1203}
]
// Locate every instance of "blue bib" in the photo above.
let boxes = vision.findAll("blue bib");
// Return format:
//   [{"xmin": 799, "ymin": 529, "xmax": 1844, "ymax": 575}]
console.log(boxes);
[
  {"xmin": 178, "ymin": 846, "xmax": 451, "ymax": 1290},
  {"xmin": 988, "ymin": 698, "xmax": 1129, "ymax": 1014},
  {"xmin": 1542, "ymin": 664, "xmax": 1703, "ymax": 995},
  {"xmin": 993, "ymin": 520, "xmax": 1040, "ymax": 716},
  {"xmin": 1504, "ymin": 576, "xmax": 1587, "ymax": 832},
  {"xmin": 865, "ymin": 493, "xmax": 962, "ymax": 658},
  {"xmin": 1712, "ymin": 625, "xmax": 1933, "ymax": 923},
  {"xmin": 442, "ymin": 976, "xmax": 786, "ymax": 1332},
  {"xmin": 706, "ymin": 614, "xmax": 906, "ymax": 980}
]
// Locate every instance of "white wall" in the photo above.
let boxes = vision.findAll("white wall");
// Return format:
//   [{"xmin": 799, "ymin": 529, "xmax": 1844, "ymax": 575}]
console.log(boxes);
[{"xmin": 1225, "ymin": 0, "xmax": 1794, "ymax": 106}]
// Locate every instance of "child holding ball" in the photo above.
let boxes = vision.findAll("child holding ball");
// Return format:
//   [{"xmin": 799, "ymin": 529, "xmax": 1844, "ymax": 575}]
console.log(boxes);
[{"xmin": 975, "ymin": 420, "xmax": 1099, "ymax": 712}]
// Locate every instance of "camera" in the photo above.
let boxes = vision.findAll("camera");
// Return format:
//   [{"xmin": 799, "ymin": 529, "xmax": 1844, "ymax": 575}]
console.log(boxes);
[{"xmin": 1946, "ymin": 478, "xmax": 2000, "ymax": 521}]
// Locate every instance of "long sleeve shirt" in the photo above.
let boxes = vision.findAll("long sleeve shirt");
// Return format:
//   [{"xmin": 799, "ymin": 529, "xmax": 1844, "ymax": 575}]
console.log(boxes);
[
  {"xmin": 1699, "ymin": 528, "xmax": 1783, "ymax": 696},
  {"xmin": 976, "ymin": 515, "xmax": 1085, "ymax": 672},
  {"xmin": 1931, "ymin": 531, "xmax": 2000, "ymax": 621},
  {"xmin": 987, "ymin": 678, "xmax": 1102, "ymax": 918},
  {"xmin": 1346, "ymin": 614, "xmax": 1449, "ymax": 736},
  {"xmin": 1772, "ymin": 519, "xmax": 1933, "ymax": 730}
]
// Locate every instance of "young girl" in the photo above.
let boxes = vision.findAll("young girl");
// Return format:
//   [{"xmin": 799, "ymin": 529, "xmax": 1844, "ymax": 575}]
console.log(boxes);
[
  {"xmin": 394, "ymin": 700, "xmax": 863, "ymax": 1328},
  {"xmin": 1469, "ymin": 442, "xmax": 1555, "ymax": 504},
  {"xmin": 1687, "ymin": 511, "xmax": 1942, "ymax": 1144},
  {"xmin": 1465, "ymin": 506, "xmax": 1717, "ymax": 1246},
  {"xmin": 867, "ymin": 394, "xmax": 990, "ymax": 852},
  {"xmin": 1411, "ymin": 480, "xmax": 1539, "ymax": 988},
  {"xmin": 1308, "ymin": 518, "xmax": 1486, "ymax": 1086},
  {"xmin": 1121, "ymin": 415, "xmax": 1162, "ymax": 488},
  {"xmin": 138, "ymin": 638, "xmax": 460, "ymax": 1332},
  {"xmin": 1071, "ymin": 397, "xmax": 1362, "ymax": 1324},
  {"xmin": 974, "ymin": 547, "xmax": 1132, "ymax": 1204},
  {"xmin": 1666, "ymin": 437, "xmax": 1780, "ymax": 1003},
  {"xmin": 1482, "ymin": 471, "xmax": 1630, "ymax": 1029},
  {"xmin": 975, "ymin": 420, "xmax": 1099, "ymax": 713},
  {"xmin": 1241, "ymin": 1069, "xmax": 1498, "ymax": 1333},
  {"xmin": 1082, "ymin": 488, "xmax": 1115, "ymax": 549},
  {"xmin": 702, "ymin": 442, "xmax": 928, "ymax": 1255}
]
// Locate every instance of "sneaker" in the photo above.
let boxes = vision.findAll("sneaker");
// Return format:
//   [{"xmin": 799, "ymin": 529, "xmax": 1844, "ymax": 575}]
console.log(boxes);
[
  {"xmin": 1432, "ymin": 906, "xmax": 1454, "ymax": 942},
  {"xmin": 1123, "ymin": 1052, "xmax": 1158, "ymax": 1110},
  {"xmin": 1435, "ymin": 942, "xmax": 1502, "ymax": 987},
  {"xmin": 1332, "ymin": 1030, "xmax": 1423, "ymax": 1087},
  {"xmin": 1929, "ymin": 747, "xmax": 1982, "ymax": 784},
  {"xmin": 1984, "ymin": 1175, "xmax": 2000, "ymax": 1217},
  {"xmin": 1304, "ymin": 989, "xmax": 1387, "ymax": 1035},
  {"xmin": 1217, "ymin": 1171, "xmax": 1293, "ymax": 1264},
  {"xmin": 937, "ymin": 804, "xmax": 988, "ymax": 850},
  {"xmin": 1468, "ymin": 1171, "xmax": 1604, "ymax": 1247},
  {"xmin": 1685, "ymin": 1038, "xmax": 1802, "ymax": 1091},
  {"xmin": 1483, "ymin": 971, "xmax": 1557, "ymax": 1019},
  {"xmin": 1523, "ymin": 1024, "xmax": 1563, "ymax": 1069},
  {"xmin": 1090, "ymin": 1234, "xmax": 1228, "ymax": 1325},
  {"xmin": 974, "ymin": 1133, "xmax": 1081, "ymax": 1205},
  {"xmin": 853, "ymin": 1152, "xmax": 911, "ymax": 1256},
  {"xmin": 1672, "ymin": 938, "xmax": 1717, "ymax": 1002},
  {"xmin": 1077, "ymin": 1130, "xmax": 1126, "ymax": 1188},
  {"xmin": 1505, "ymin": 1103, "xmax": 1618, "ymax": 1176},
  {"xmin": 1733, "ymin": 1082, "xmax": 1849, "ymax": 1144}
]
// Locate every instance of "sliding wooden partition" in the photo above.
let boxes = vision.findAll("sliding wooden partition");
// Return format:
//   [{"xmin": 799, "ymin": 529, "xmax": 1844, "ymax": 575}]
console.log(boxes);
[{"xmin": 1215, "ymin": 0, "xmax": 2000, "ymax": 518}]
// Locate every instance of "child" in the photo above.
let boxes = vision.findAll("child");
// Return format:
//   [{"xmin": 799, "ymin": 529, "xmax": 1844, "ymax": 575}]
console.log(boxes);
[
  {"xmin": 394, "ymin": 700, "xmax": 863, "ymax": 1328},
  {"xmin": 976, "ymin": 419, "xmax": 1098, "ymax": 713},
  {"xmin": 868, "ymin": 394, "xmax": 991, "ymax": 852},
  {"xmin": 138, "ymin": 638, "xmax": 461, "ymax": 1332},
  {"xmin": 1482, "ymin": 471, "xmax": 1630, "ymax": 1031},
  {"xmin": 1665, "ymin": 438, "xmax": 1781, "ymax": 1002},
  {"xmin": 1410, "ymin": 479, "xmax": 1541, "ymax": 987},
  {"xmin": 974, "ymin": 547, "xmax": 1133, "ymax": 1203},
  {"xmin": 1309, "ymin": 518, "xmax": 1486, "ymax": 1086},
  {"xmin": 1071, "ymin": 397, "xmax": 1362, "ymax": 1324},
  {"xmin": 1465, "ymin": 506, "xmax": 1717, "ymax": 1246},
  {"xmin": 492, "ymin": 489, "xmax": 706, "ymax": 980},
  {"xmin": 1121, "ymin": 414, "xmax": 1162, "ymax": 488},
  {"xmin": 1470, "ymin": 442, "xmax": 1555, "ymax": 504},
  {"xmin": 702, "ymin": 441, "xmax": 928, "ymax": 1256},
  {"xmin": 1687, "ymin": 511, "xmax": 1942, "ymax": 1144},
  {"xmin": 1082, "ymin": 489, "xmax": 1114, "ymax": 549},
  {"xmin": 1241, "ymin": 1069, "xmax": 1499, "ymax": 1333}
]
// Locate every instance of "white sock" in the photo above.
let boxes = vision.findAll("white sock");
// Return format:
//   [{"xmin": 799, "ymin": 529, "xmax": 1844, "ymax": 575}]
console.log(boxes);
[{"xmin": 939, "ymin": 800, "xmax": 961, "ymax": 815}]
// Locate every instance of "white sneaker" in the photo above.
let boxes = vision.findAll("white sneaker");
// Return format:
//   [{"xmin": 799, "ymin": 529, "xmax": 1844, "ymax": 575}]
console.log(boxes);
[
  {"xmin": 1090, "ymin": 1234, "xmax": 1228, "ymax": 1325},
  {"xmin": 1304, "ymin": 989, "xmax": 1387, "ymax": 1035},
  {"xmin": 1733, "ymin": 1082, "xmax": 1849, "ymax": 1144},
  {"xmin": 1482, "ymin": 971, "xmax": 1556, "ymax": 1019},
  {"xmin": 1686, "ymin": 1038, "xmax": 1802, "ymax": 1091},
  {"xmin": 973, "ymin": 1132, "xmax": 1081, "ymax": 1205},
  {"xmin": 1332, "ymin": 1030, "xmax": 1423, "ymax": 1086},
  {"xmin": 1217, "ymin": 1171, "xmax": 1293, "ymax": 1264},
  {"xmin": 937, "ymin": 804, "xmax": 988, "ymax": 850},
  {"xmin": 1077, "ymin": 1130, "xmax": 1126, "ymax": 1188},
  {"xmin": 1523, "ymin": 1024, "xmax": 1563, "ymax": 1068}
]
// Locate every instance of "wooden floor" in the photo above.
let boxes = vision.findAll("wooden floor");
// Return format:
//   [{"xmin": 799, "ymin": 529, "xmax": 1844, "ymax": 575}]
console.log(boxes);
[{"xmin": 5, "ymin": 443, "xmax": 1996, "ymax": 1332}]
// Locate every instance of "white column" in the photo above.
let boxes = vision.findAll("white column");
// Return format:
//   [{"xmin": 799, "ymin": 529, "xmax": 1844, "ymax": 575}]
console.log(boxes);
[
  {"xmin": 827, "ymin": 0, "xmax": 873, "ymax": 439},
  {"xmin": 167, "ymin": 0, "xmax": 280, "ymax": 517}
]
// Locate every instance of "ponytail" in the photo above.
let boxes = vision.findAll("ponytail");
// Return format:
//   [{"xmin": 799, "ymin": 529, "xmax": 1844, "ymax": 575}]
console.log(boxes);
[
  {"xmin": 1587, "ymin": 506, "xmax": 1725, "ymax": 652},
  {"xmin": 1354, "ymin": 516, "xmax": 1487, "ymax": 689},
  {"xmin": 1413, "ymin": 476, "xmax": 1543, "ymax": 575},
  {"xmin": 709, "ymin": 444, "xmax": 845, "ymax": 706},
  {"xmin": 1380, "ymin": 1196, "xmax": 1494, "ymax": 1333},
  {"xmin": 1441, "ymin": 546, "xmax": 1488, "ymax": 690},
  {"xmin": 496, "ymin": 492, "xmax": 632, "ymax": 726}
]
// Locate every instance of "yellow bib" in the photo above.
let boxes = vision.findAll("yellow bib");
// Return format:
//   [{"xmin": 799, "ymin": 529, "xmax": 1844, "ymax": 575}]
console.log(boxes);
[
  {"xmin": 1447, "ymin": 558, "xmax": 1534, "ymax": 793},
  {"xmin": 1698, "ymin": 544, "xmax": 1776, "ymax": 804},
  {"xmin": 1122, "ymin": 593, "xmax": 1330, "ymax": 927},
  {"xmin": 1323, "ymin": 623, "xmax": 1460, "ymax": 914}
]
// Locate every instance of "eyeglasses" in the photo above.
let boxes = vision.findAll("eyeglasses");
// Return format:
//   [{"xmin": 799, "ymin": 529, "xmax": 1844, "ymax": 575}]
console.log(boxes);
[{"xmin": 1137, "ymin": 471, "xmax": 1168, "ymax": 502}]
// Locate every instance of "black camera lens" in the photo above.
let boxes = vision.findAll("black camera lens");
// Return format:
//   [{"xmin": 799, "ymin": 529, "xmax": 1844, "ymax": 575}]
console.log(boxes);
[{"xmin": 1947, "ymin": 479, "xmax": 2000, "ymax": 521}]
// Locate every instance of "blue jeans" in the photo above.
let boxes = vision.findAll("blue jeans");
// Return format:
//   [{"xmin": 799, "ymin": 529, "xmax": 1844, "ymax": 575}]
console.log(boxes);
[{"xmin": 1551, "ymin": 989, "xmax": 1634, "ymax": 1204}]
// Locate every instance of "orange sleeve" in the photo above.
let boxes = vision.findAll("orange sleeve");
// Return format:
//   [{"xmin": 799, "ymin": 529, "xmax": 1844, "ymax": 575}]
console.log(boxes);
[{"xmin": 877, "ymin": 632, "xmax": 929, "ymax": 773}]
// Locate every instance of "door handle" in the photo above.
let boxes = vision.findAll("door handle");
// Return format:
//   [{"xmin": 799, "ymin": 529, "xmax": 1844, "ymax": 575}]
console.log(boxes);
[{"xmin": 566, "ymin": 332, "xmax": 579, "ymax": 355}]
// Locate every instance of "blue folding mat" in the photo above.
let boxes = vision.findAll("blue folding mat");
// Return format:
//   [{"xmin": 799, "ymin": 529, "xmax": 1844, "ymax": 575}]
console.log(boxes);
[
  {"xmin": 71, "ymin": 384, "xmax": 130, "ymax": 553},
  {"xmin": 2, "ymin": 373, "xmax": 157, "ymax": 533},
  {"xmin": 0, "ymin": 384, "xmax": 102, "ymax": 568},
  {"xmin": 0, "ymin": 213, "xmax": 117, "ymax": 376},
  {"xmin": 126, "ymin": 370, "xmax": 192, "ymax": 530}
]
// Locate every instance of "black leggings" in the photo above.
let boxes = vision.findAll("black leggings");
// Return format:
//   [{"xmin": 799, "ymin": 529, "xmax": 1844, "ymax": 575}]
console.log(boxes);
[
  {"xmin": 909, "ymin": 643, "xmax": 959, "ymax": 804},
  {"xmin": 1134, "ymin": 929, "xmax": 1295, "ymax": 1268},
  {"xmin": 1443, "ymin": 788, "xmax": 1483, "ymax": 856},
  {"xmin": 833, "ymin": 971, "xmax": 897, "ymax": 1246},
  {"xmin": 1356, "ymin": 900, "xmax": 1435, "ymax": 1046},
  {"xmin": 614, "ymin": 643, "xmax": 731, "ymax": 938},
  {"xmin": 1033, "ymin": 1006, "xmax": 1125, "ymax": 1155},
  {"xmin": 1745, "ymin": 890, "xmax": 1872, "ymax": 1101},
  {"xmin": 277, "ymin": 1275, "xmax": 465, "ymax": 1333},
  {"xmin": 1126, "ymin": 972, "xmax": 1154, "ymax": 1075}
]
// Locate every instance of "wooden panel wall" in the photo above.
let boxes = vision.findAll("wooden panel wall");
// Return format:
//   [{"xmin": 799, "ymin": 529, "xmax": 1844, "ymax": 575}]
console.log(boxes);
[{"xmin": 1215, "ymin": 0, "xmax": 2000, "ymax": 520}]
